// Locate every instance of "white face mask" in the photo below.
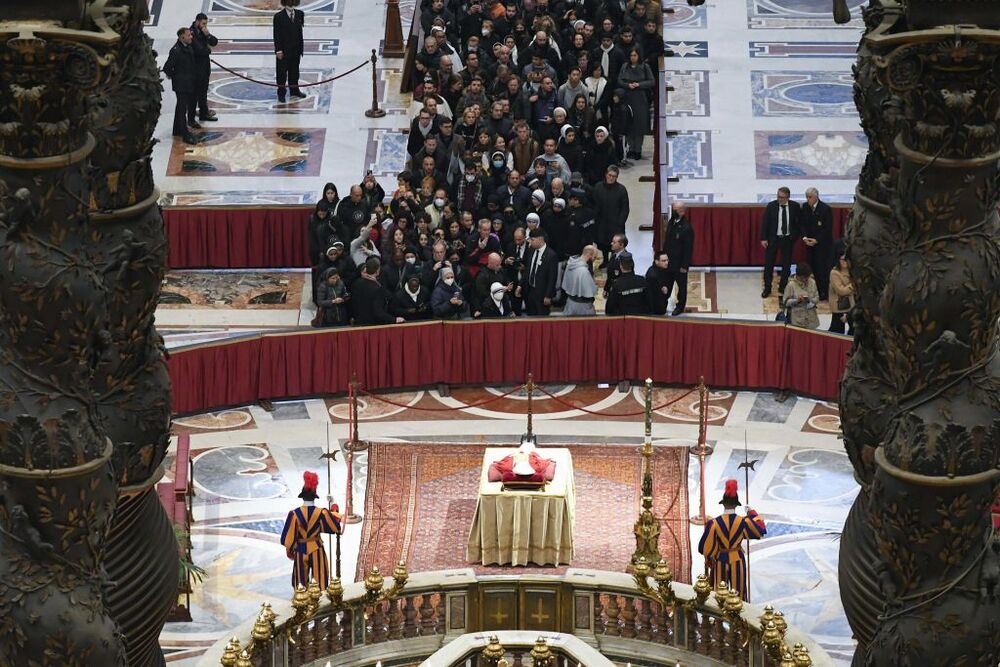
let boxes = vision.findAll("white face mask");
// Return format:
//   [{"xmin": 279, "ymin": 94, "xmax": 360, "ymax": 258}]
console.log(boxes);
[
  {"xmin": 492, "ymin": 290, "xmax": 505, "ymax": 301},
  {"xmin": 443, "ymin": 277, "xmax": 455, "ymax": 286},
  {"xmin": 406, "ymin": 257, "xmax": 416, "ymax": 264},
  {"xmin": 465, "ymin": 174, "xmax": 476, "ymax": 182},
  {"xmin": 434, "ymin": 198, "xmax": 445, "ymax": 208}
]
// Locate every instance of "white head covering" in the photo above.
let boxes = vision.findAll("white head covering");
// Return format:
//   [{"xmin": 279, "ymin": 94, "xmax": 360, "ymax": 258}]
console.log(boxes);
[
  {"xmin": 531, "ymin": 189, "xmax": 546, "ymax": 203},
  {"xmin": 553, "ymin": 198, "xmax": 566, "ymax": 209},
  {"xmin": 490, "ymin": 281, "xmax": 506, "ymax": 309},
  {"xmin": 526, "ymin": 212, "xmax": 541, "ymax": 225},
  {"xmin": 595, "ymin": 125, "xmax": 608, "ymax": 137}
]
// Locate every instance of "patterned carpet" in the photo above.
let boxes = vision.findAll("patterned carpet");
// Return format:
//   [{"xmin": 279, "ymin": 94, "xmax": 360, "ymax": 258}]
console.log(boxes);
[{"xmin": 357, "ymin": 443, "xmax": 691, "ymax": 582}]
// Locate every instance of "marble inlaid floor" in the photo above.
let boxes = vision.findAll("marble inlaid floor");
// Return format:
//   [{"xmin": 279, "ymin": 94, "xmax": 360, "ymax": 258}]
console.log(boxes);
[
  {"xmin": 664, "ymin": 0, "xmax": 865, "ymax": 203},
  {"xmin": 160, "ymin": 385, "xmax": 854, "ymax": 665}
]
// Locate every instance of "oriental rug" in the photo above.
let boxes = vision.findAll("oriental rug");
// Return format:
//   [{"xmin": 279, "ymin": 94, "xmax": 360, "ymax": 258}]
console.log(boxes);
[{"xmin": 356, "ymin": 442, "xmax": 690, "ymax": 582}]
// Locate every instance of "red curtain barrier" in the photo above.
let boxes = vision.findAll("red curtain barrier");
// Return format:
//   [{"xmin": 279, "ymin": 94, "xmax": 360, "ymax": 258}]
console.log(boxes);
[
  {"xmin": 162, "ymin": 205, "xmax": 851, "ymax": 269},
  {"xmin": 164, "ymin": 206, "xmax": 313, "ymax": 269},
  {"xmin": 682, "ymin": 205, "xmax": 851, "ymax": 267},
  {"xmin": 167, "ymin": 318, "xmax": 852, "ymax": 415}
]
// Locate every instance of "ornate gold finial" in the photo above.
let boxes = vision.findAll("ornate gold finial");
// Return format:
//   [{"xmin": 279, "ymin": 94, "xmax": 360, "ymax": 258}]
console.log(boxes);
[
  {"xmin": 761, "ymin": 621, "xmax": 783, "ymax": 657},
  {"xmin": 261, "ymin": 602, "xmax": 276, "ymax": 624},
  {"xmin": 393, "ymin": 560, "xmax": 409, "ymax": 587},
  {"xmin": 235, "ymin": 649, "xmax": 252, "ymax": 667},
  {"xmin": 713, "ymin": 582, "xmax": 730, "ymax": 608},
  {"xmin": 220, "ymin": 637, "xmax": 239, "ymax": 667},
  {"xmin": 792, "ymin": 644, "xmax": 812, "ymax": 667},
  {"xmin": 653, "ymin": 558, "xmax": 673, "ymax": 584},
  {"xmin": 759, "ymin": 604, "xmax": 775, "ymax": 628},
  {"xmin": 291, "ymin": 584, "xmax": 310, "ymax": 613},
  {"xmin": 773, "ymin": 610, "xmax": 788, "ymax": 636},
  {"xmin": 530, "ymin": 636, "xmax": 554, "ymax": 666},
  {"xmin": 251, "ymin": 611, "xmax": 272, "ymax": 642},
  {"xmin": 693, "ymin": 574, "xmax": 711, "ymax": 604},
  {"xmin": 780, "ymin": 650, "xmax": 796, "ymax": 667},
  {"xmin": 632, "ymin": 555, "xmax": 650, "ymax": 578},
  {"xmin": 365, "ymin": 566, "xmax": 385, "ymax": 599},
  {"xmin": 306, "ymin": 579, "xmax": 322, "ymax": 611},
  {"xmin": 724, "ymin": 587, "xmax": 744, "ymax": 615},
  {"xmin": 326, "ymin": 576, "xmax": 344, "ymax": 605},
  {"xmin": 481, "ymin": 635, "xmax": 505, "ymax": 666}
]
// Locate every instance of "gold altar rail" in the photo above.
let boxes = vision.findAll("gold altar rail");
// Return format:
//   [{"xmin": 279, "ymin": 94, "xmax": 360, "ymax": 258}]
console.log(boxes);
[{"xmin": 197, "ymin": 569, "xmax": 833, "ymax": 667}]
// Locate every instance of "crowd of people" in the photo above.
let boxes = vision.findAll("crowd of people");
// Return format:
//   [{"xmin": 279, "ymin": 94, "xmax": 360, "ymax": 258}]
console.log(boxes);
[{"xmin": 306, "ymin": 0, "xmax": 682, "ymax": 327}]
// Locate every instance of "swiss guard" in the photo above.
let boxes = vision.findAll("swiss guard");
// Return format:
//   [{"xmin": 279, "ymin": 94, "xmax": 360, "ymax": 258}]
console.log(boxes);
[
  {"xmin": 280, "ymin": 471, "xmax": 342, "ymax": 589},
  {"xmin": 697, "ymin": 479, "xmax": 766, "ymax": 601}
]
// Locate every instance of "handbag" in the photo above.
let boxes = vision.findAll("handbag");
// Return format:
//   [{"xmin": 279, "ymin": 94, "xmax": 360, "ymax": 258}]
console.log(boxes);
[{"xmin": 836, "ymin": 296, "xmax": 851, "ymax": 311}]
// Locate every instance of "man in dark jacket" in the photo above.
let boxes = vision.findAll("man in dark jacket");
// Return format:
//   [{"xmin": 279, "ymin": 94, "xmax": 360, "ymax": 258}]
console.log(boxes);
[
  {"xmin": 517, "ymin": 228, "xmax": 558, "ymax": 316},
  {"xmin": 390, "ymin": 276, "xmax": 431, "ymax": 320},
  {"xmin": 495, "ymin": 170, "xmax": 533, "ymax": 219},
  {"xmin": 351, "ymin": 258, "xmax": 403, "ymax": 325},
  {"xmin": 472, "ymin": 252, "xmax": 509, "ymax": 316},
  {"xmin": 336, "ymin": 186, "xmax": 371, "ymax": 240},
  {"xmin": 759, "ymin": 186, "xmax": 802, "ymax": 297},
  {"xmin": 189, "ymin": 13, "xmax": 218, "ymax": 123},
  {"xmin": 606, "ymin": 254, "xmax": 651, "ymax": 315},
  {"xmin": 800, "ymin": 187, "xmax": 835, "ymax": 300},
  {"xmin": 662, "ymin": 201, "xmax": 695, "ymax": 315},
  {"xmin": 272, "ymin": 0, "xmax": 305, "ymax": 102},
  {"xmin": 645, "ymin": 251, "xmax": 671, "ymax": 316},
  {"xmin": 162, "ymin": 27, "xmax": 197, "ymax": 144},
  {"xmin": 592, "ymin": 165, "xmax": 630, "ymax": 264}
]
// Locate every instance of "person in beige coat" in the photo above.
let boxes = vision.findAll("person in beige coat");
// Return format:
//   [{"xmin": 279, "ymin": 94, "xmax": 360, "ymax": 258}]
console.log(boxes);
[
  {"xmin": 782, "ymin": 263, "xmax": 820, "ymax": 329},
  {"xmin": 828, "ymin": 251, "xmax": 854, "ymax": 334}
]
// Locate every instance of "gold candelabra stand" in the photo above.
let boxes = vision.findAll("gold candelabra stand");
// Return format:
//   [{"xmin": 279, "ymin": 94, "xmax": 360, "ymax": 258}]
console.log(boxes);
[
  {"xmin": 219, "ymin": 562, "xmax": 409, "ymax": 666},
  {"xmin": 689, "ymin": 376, "xmax": 714, "ymax": 526},
  {"xmin": 480, "ymin": 635, "xmax": 555, "ymax": 667},
  {"xmin": 631, "ymin": 378, "xmax": 662, "ymax": 567}
]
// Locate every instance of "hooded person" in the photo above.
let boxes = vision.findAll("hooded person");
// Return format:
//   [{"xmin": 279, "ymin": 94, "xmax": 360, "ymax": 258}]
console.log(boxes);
[
  {"xmin": 318, "ymin": 241, "xmax": 357, "ymax": 289},
  {"xmin": 430, "ymin": 266, "xmax": 466, "ymax": 318},
  {"xmin": 314, "ymin": 267, "xmax": 350, "ymax": 327},
  {"xmin": 279, "ymin": 471, "xmax": 343, "ymax": 589},
  {"xmin": 697, "ymin": 479, "xmax": 767, "ymax": 602},
  {"xmin": 390, "ymin": 274, "xmax": 431, "ymax": 320},
  {"xmin": 560, "ymin": 244, "xmax": 598, "ymax": 316},
  {"xmin": 584, "ymin": 126, "xmax": 617, "ymax": 185},
  {"xmin": 479, "ymin": 281, "xmax": 513, "ymax": 318}
]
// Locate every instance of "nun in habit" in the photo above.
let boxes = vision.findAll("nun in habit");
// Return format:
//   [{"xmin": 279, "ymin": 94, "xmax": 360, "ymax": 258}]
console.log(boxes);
[{"xmin": 479, "ymin": 281, "xmax": 514, "ymax": 318}]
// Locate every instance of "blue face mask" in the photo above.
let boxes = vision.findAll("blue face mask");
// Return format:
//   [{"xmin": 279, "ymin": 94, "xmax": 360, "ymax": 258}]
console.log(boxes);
[{"xmin": 493, "ymin": 160, "xmax": 504, "ymax": 168}]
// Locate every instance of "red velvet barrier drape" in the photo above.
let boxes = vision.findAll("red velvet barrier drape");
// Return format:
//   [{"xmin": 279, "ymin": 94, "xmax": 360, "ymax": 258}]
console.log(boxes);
[
  {"xmin": 164, "ymin": 206, "xmax": 313, "ymax": 269},
  {"xmin": 682, "ymin": 206, "xmax": 851, "ymax": 267},
  {"xmin": 168, "ymin": 319, "xmax": 852, "ymax": 415},
  {"xmin": 162, "ymin": 205, "xmax": 851, "ymax": 269}
]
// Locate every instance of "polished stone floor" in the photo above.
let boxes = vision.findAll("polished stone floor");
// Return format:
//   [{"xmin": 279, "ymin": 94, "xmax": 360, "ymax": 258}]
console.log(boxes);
[{"xmin": 161, "ymin": 385, "xmax": 854, "ymax": 665}]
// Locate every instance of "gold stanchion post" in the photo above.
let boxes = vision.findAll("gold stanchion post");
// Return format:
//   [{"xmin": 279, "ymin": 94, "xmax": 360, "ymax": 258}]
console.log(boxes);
[
  {"xmin": 689, "ymin": 376, "xmax": 714, "ymax": 525},
  {"xmin": 344, "ymin": 374, "xmax": 366, "ymax": 525}
]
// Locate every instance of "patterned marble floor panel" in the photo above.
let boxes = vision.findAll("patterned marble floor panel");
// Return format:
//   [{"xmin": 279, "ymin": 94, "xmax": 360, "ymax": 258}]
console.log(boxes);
[
  {"xmin": 160, "ymin": 387, "xmax": 854, "ymax": 665},
  {"xmin": 205, "ymin": 69, "xmax": 336, "ymax": 114},
  {"xmin": 166, "ymin": 128, "xmax": 326, "ymax": 177},
  {"xmin": 664, "ymin": 0, "xmax": 866, "ymax": 203}
]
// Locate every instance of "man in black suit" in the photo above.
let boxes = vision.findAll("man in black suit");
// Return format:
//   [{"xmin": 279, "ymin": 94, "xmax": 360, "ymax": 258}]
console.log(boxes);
[
  {"xmin": 592, "ymin": 165, "xmax": 630, "ymax": 265},
  {"xmin": 759, "ymin": 186, "xmax": 801, "ymax": 297},
  {"xmin": 606, "ymin": 254, "xmax": 651, "ymax": 315},
  {"xmin": 351, "ymin": 258, "xmax": 404, "ymax": 326},
  {"xmin": 273, "ymin": 0, "xmax": 305, "ymax": 103},
  {"xmin": 162, "ymin": 27, "xmax": 197, "ymax": 145},
  {"xmin": 800, "ymin": 187, "xmax": 835, "ymax": 300},
  {"xmin": 495, "ymin": 170, "xmax": 532, "ymax": 219},
  {"xmin": 517, "ymin": 228, "xmax": 558, "ymax": 316},
  {"xmin": 190, "ymin": 13, "xmax": 218, "ymax": 123},
  {"xmin": 602, "ymin": 233, "xmax": 629, "ymax": 297},
  {"xmin": 502, "ymin": 226, "xmax": 529, "ymax": 315},
  {"xmin": 662, "ymin": 200, "xmax": 695, "ymax": 315}
]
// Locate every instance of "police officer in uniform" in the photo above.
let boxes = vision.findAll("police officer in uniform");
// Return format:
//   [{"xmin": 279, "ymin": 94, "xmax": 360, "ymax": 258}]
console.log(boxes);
[
  {"xmin": 605, "ymin": 253, "xmax": 651, "ymax": 315},
  {"xmin": 162, "ymin": 27, "xmax": 197, "ymax": 145}
]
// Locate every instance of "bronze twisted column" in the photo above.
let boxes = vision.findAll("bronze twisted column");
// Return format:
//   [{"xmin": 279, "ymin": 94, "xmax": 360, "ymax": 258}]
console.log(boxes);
[{"xmin": 840, "ymin": 3, "xmax": 1000, "ymax": 663}]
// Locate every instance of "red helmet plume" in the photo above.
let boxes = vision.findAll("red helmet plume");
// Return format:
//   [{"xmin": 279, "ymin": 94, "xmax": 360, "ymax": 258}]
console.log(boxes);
[
  {"xmin": 720, "ymin": 478, "xmax": 742, "ymax": 507},
  {"xmin": 303, "ymin": 471, "xmax": 319, "ymax": 493}
]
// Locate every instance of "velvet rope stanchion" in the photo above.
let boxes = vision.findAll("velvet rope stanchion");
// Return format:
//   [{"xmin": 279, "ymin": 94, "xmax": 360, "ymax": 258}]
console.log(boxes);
[
  {"xmin": 364, "ymin": 49, "xmax": 386, "ymax": 118},
  {"xmin": 688, "ymin": 377, "xmax": 714, "ymax": 526},
  {"xmin": 343, "ymin": 374, "xmax": 365, "ymax": 525},
  {"xmin": 534, "ymin": 384, "xmax": 698, "ymax": 417}
]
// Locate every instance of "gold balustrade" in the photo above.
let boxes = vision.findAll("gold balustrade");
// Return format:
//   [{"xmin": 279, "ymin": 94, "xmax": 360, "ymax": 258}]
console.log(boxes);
[{"xmin": 199, "ymin": 568, "xmax": 832, "ymax": 667}]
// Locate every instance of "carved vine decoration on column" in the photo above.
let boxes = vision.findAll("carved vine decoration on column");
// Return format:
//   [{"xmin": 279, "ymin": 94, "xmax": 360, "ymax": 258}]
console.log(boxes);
[{"xmin": 839, "ymin": 3, "xmax": 1000, "ymax": 665}]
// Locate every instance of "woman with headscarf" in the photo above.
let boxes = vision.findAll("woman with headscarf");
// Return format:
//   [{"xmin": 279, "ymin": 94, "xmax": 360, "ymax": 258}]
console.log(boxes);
[
  {"xmin": 479, "ymin": 281, "xmax": 514, "ymax": 318},
  {"xmin": 584, "ymin": 126, "xmax": 616, "ymax": 185},
  {"xmin": 390, "ymin": 275, "xmax": 431, "ymax": 321},
  {"xmin": 557, "ymin": 125, "xmax": 585, "ymax": 175},
  {"xmin": 584, "ymin": 62, "xmax": 610, "ymax": 120},
  {"xmin": 430, "ymin": 266, "xmax": 467, "ymax": 318},
  {"xmin": 560, "ymin": 245, "xmax": 598, "ymax": 316},
  {"xmin": 314, "ymin": 267, "xmax": 350, "ymax": 327},
  {"xmin": 617, "ymin": 48, "xmax": 655, "ymax": 160}
]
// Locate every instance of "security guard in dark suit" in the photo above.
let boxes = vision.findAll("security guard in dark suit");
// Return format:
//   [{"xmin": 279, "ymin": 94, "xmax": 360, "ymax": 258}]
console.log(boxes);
[
  {"xmin": 189, "ymin": 13, "xmax": 219, "ymax": 123},
  {"xmin": 605, "ymin": 253, "xmax": 652, "ymax": 316},
  {"xmin": 162, "ymin": 27, "xmax": 197, "ymax": 144},
  {"xmin": 273, "ymin": 0, "xmax": 306, "ymax": 102}
]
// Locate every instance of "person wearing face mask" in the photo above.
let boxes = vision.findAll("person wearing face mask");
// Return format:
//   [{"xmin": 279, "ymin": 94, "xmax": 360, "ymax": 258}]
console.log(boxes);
[
  {"xmin": 473, "ymin": 252, "xmax": 510, "ymax": 316},
  {"xmin": 452, "ymin": 160, "xmax": 488, "ymax": 216},
  {"xmin": 484, "ymin": 150, "xmax": 513, "ymax": 190},
  {"xmin": 424, "ymin": 188, "xmax": 450, "ymax": 230},
  {"xmin": 391, "ymin": 275, "xmax": 431, "ymax": 321},
  {"xmin": 560, "ymin": 244, "xmax": 598, "ymax": 316},
  {"xmin": 431, "ymin": 266, "xmax": 467, "ymax": 319},
  {"xmin": 479, "ymin": 281, "xmax": 514, "ymax": 318}
]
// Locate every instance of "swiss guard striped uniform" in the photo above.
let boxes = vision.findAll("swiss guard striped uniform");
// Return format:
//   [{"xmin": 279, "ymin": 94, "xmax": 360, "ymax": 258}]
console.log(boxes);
[
  {"xmin": 698, "ymin": 479, "xmax": 766, "ymax": 601},
  {"xmin": 281, "ymin": 502, "xmax": 342, "ymax": 588}
]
